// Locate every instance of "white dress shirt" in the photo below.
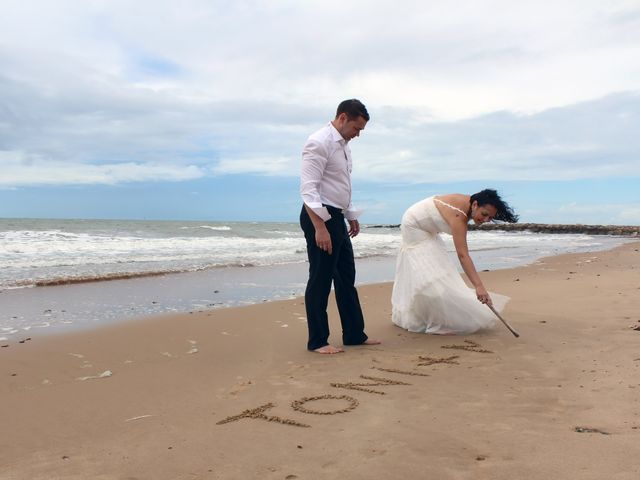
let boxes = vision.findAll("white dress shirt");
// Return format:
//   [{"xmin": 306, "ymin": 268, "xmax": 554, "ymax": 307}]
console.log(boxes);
[{"xmin": 300, "ymin": 122, "xmax": 362, "ymax": 222}]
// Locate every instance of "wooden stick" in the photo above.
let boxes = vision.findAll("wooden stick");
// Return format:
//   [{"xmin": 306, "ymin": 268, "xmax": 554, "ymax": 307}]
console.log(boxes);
[{"xmin": 487, "ymin": 304, "xmax": 520, "ymax": 338}]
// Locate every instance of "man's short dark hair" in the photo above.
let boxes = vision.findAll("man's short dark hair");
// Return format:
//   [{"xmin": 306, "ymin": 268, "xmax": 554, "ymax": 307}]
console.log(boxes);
[{"xmin": 336, "ymin": 99, "xmax": 370, "ymax": 121}]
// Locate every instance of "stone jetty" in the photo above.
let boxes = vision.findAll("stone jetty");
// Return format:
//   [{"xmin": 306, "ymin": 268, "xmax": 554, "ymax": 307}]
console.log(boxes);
[
  {"xmin": 367, "ymin": 223, "xmax": 639, "ymax": 236},
  {"xmin": 469, "ymin": 223, "xmax": 640, "ymax": 236}
]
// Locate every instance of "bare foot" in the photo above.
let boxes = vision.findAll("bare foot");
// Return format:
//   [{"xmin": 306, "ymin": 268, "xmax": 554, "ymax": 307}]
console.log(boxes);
[
  {"xmin": 363, "ymin": 339, "xmax": 382, "ymax": 345},
  {"xmin": 313, "ymin": 345, "xmax": 345, "ymax": 354}
]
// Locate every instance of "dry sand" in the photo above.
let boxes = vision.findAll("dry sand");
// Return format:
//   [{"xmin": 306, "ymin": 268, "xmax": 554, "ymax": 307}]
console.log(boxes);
[{"xmin": 1, "ymin": 241, "xmax": 639, "ymax": 480}]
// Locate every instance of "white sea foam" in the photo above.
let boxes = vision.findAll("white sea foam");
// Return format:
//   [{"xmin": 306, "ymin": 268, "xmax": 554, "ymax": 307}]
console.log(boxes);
[
  {"xmin": 0, "ymin": 218, "xmax": 632, "ymax": 289},
  {"xmin": 197, "ymin": 225, "xmax": 232, "ymax": 231}
]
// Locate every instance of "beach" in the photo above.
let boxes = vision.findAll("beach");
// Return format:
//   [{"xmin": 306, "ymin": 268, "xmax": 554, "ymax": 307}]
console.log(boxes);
[{"xmin": 1, "ymin": 241, "xmax": 639, "ymax": 479}]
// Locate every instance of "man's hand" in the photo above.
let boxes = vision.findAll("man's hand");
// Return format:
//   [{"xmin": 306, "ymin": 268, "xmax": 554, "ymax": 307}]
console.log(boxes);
[
  {"xmin": 348, "ymin": 219, "xmax": 360, "ymax": 238},
  {"xmin": 315, "ymin": 226, "xmax": 332, "ymax": 255}
]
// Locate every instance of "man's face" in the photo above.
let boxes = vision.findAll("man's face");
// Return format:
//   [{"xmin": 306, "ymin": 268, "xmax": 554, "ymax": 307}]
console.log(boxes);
[{"xmin": 335, "ymin": 114, "xmax": 367, "ymax": 141}]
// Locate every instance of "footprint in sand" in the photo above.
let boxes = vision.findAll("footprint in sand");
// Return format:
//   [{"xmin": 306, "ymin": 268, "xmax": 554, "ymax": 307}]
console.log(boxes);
[
  {"xmin": 229, "ymin": 379, "xmax": 253, "ymax": 396},
  {"xmin": 69, "ymin": 353, "xmax": 94, "ymax": 368},
  {"xmin": 186, "ymin": 339, "xmax": 199, "ymax": 354},
  {"xmin": 364, "ymin": 448, "xmax": 387, "ymax": 459}
]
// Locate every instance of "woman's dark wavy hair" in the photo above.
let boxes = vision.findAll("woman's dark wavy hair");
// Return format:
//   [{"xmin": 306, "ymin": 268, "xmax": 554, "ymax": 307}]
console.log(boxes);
[{"xmin": 470, "ymin": 189, "xmax": 519, "ymax": 223}]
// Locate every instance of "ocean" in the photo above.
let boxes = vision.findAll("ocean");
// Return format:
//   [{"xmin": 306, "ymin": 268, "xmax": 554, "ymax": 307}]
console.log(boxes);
[{"xmin": 0, "ymin": 218, "xmax": 633, "ymax": 338}]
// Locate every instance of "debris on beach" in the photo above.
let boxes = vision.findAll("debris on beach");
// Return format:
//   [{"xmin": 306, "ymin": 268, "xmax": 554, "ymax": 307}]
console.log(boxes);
[
  {"xmin": 125, "ymin": 414, "xmax": 154, "ymax": 422},
  {"xmin": 574, "ymin": 426, "xmax": 610, "ymax": 435},
  {"xmin": 76, "ymin": 370, "xmax": 113, "ymax": 381}
]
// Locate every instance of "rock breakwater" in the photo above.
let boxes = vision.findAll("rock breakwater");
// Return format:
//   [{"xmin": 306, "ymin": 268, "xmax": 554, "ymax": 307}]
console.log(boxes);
[
  {"xmin": 368, "ymin": 223, "xmax": 639, "ymax": 236},
  {"xmin": 470, "ymin": 223, "xmax": 639, "ymax": 236}
]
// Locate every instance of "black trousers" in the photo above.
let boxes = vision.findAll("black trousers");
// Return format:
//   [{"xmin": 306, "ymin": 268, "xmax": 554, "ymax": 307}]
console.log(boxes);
[{"xmin": 300, "ymin": 205, "xmax": 368, "ymax": 350}]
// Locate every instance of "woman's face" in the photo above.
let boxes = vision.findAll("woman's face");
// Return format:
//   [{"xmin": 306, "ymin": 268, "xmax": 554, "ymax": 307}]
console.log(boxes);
[{"xmin": 471, "ymin": 202, "xmax": 497, "ymax": 225}]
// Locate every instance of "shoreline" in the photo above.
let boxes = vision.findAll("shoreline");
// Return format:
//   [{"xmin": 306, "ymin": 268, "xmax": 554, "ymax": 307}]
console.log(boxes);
[
  {"xmin": 1, "ymin": 235, "xmax": 635, "ymax": 341},
  {"xmin": 1, "ymin": 241, "xmax": 639, "ymax": 479}
]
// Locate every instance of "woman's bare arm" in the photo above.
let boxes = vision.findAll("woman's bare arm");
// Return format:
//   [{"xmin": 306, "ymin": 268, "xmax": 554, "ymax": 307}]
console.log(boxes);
[{"xmin": 450, "ymin": 219, "xmax": 492, "ymax": 305}]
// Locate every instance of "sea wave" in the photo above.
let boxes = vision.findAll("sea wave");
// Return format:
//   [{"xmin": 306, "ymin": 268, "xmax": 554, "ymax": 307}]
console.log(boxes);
[
  {"xmin": 4, "ymin": 260, "xmax": 312, "ymax": 289},
  {"xmin": 1, "ymin": 218, "xmax": 634, "ymax": 292},
  {"xmin": 197, "ymin": 225, "xmax": 232, "ymax": 231}
]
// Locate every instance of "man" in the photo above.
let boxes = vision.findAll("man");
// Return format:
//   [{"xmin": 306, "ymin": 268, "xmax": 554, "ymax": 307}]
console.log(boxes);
[{"xmin": 299, "ymin": 99, "xmax": 381, "ymax": 354}]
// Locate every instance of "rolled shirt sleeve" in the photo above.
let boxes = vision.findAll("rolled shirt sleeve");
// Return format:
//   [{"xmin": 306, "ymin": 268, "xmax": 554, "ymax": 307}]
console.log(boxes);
[{"xmin": 344, "ymin": 205, "xmax": 362, "ymax": 221}]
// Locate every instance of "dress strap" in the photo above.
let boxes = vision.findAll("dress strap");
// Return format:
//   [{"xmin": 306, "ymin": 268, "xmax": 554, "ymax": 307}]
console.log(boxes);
[{"xmin": 434, "ymin": 197, "xmax": 468, "ymax": 218}]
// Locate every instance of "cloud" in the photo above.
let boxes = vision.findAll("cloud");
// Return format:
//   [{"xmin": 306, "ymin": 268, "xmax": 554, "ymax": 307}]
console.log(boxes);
[
  {"xmin": 618, "ymin": 206, "xmax": 640, "ymax": 223},
  {"xmin": 211, "ymin": 156, "xmax": 297, "ymax": 176},
  {"xmin": 0, "ymin": 151, "xmax": 204, "ymax": 186},
  {"xmin": 557, "ymin": 201, "xmax": 640, "ymax": 225},
  {"xmin": 0, "ymin": 0, "xmax": 639, "ymax": 190},
  {"xmin": 354, "ymin": 92, "xmax": 640, "ymax": 183}
]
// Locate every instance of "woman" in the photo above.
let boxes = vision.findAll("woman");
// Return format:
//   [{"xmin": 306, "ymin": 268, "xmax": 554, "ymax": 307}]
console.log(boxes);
[{"xmin": 391, "ymin": 189, "xmax": 518, "ymax": 335}]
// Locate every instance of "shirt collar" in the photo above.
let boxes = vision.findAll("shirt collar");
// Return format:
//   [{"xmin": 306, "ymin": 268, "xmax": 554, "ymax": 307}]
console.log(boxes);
[{"xmin": 328, "ymin": 122, "xmax": 347, "ymax": 144}]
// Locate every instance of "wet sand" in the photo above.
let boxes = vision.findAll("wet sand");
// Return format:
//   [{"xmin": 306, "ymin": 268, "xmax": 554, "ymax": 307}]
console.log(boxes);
[{"xmin": 1, "ymin": 241, "xmax": 639, "ymax": 479}]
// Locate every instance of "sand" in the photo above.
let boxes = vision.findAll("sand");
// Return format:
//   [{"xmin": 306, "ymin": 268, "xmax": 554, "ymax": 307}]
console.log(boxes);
[{"xmin": 1, "ymin": 241, "xmax": 639, "ymax": 480}]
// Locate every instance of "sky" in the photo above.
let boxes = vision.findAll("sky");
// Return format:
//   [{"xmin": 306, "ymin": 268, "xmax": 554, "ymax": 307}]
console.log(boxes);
[{"xmin": 1, "ymin": 0, "xmax": 639, "ymax": 225}]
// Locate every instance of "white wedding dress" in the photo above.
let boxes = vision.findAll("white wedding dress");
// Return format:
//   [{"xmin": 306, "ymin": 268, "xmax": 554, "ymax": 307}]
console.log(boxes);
[{"xmin": 391, "ymin": 196, "xmax": 508, "ymax": 334}]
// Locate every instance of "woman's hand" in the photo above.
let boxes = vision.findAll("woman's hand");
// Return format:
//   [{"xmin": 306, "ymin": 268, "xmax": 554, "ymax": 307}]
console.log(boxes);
[{"xmin": 475, "ymin": 286, "xmax": 493, "ymax": 306}]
